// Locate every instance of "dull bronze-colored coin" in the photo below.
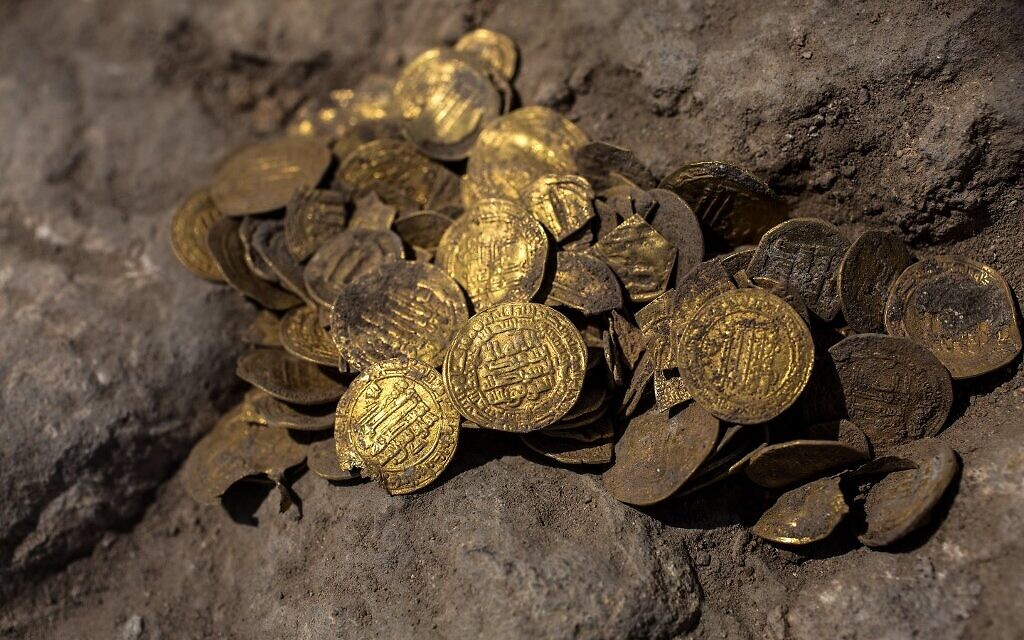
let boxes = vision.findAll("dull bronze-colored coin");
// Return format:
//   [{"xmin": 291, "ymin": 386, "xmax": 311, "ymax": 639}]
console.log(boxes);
[
  {"xmin": 335, "ymin": 357, "xmax": 459, "ymax": 495},
  {"xmin": 838, "ymin": 230, "xmax": 913, "ymax": 333},
  {"xmin": 591, "ymin": 214, "xmax": 676, "ymax": 304},
  {"xmin": 206, "ymin": 217, "xmax": 302, "ymax": 310},
  {"xmin": 211, "ymin": 137, "xmax": 332, "ymax": 216},
  {"xmin": 829, "ymin": 334, "xmax": 952, "ymax": 450},
  {"xmin": 574, "ymin": 141, "xmax": 656, "ymax": 191},
  {"xmin": 283, "ymin": 187, "xmax": 349, "ymax": 261},
  {"xmin": 443, "ymin": 302, "xmax": 587, "ymax": 431},
  {"xmin": 331, "ymin": 260, "xmax": 468, "ymax": 370},
  {"xmin": 237, "ymin": 217, "xmax": 279, "ymax": 282},
  {"xmin": 244, "ymin": 389, "xmax": 335, "ymax": 431},
  {"xmin": 279, "ymin": 305, "xmax": 341, "ymax": 366},
  {"xmin": 521, "ymin": 174, "xmax": 596, "ymax": 241},
  {"xmin": 250, "ymin": 220, "xmax": 313, "ymax": 304},
  {"xmin": 393, "ymin": 210, "xmax": 452, "ymax": 251},
  {"xmin": 859, "ymin": 438, "xmax": 959, "ymax": 547},
  {"xmin": 749, "ymin": 275, "xmax": 810, "ymax": 325},
  {"xmin": 303, "ymin": 229, "xmax": 405, "ymax": 307},
  {"xmin": 436, "ymin": 198, "xmax": 549, "ymax": 310},
  {"xmin": 648, "ymin": 188, "xmax": 705, "ymax": 281},
  {"xmin": 307, "ymin": 438, "xmax": 360, "ymax": 481},
  {"xmin": 336, "ymin": 139, "xmax": 462, "ymax": 212},
  {"xmin": 241, "ymin": 310, "xmax": 283, "ymax": 347},
  {"xmin": 522, "ymin": 429, "xmax": 614, "ymax": 466},
  {"xmin": 541, "ymin": 251, "xmax": 623, "ymax": 315},
  {"xmin": 748, "ymin": 217, "xmax": 851, "ymax": 321},
  {"xmin": 717, "ymin": 247, "xmax": 756, "ymax": 278},
  {"xmin": 678, "ymin": 288, "xmax": 814, "ymax": 424},
  {"xmin": 394, "ymin": 48, "xmax": 502, "ymax": 161},
  {"xmin": 453, "ymin": 28, "xmax": 519, "ymax": 81},
  {"xmin": 745, "ymin": 439, "xmax": 868, "ymax": 489},
  {"xmin": 884, "ymin": 255, "xmax": 1021, "ymax": 379},
  {"xmin": 171, "ymin": 188, "xmax": 226, "ymax": 281},
  {"xmin": 348, "ymin": 192, "xmax": 398, "ymax": 231},
  {"xmin": 237, "ymin": 348, "xmax": 346, "ymax": 405},
  {"xmin": 751, "ymin": 476, "xmax": 848, "ymax": 545},
  {"xmin": 602, "ymin": 404, "xmax": 720, "ymax": 506},
  {"xmin": 659, "ymin": 161, "xmax": 786, "ymax": 247}
]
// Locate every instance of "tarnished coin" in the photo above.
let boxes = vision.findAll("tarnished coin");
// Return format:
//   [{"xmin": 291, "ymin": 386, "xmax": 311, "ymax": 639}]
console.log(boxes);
[
  {"xmin": 602, "ymin": 404, "xmax": 720, "ymax": 506},
  {"xmin": 829, "ymin": 334, "xmax": 952, "ymax": 450},
  {"xmin": 436, "ymin": 198, "xmax": 549, "ymax": 310},
  {"xmin": 170, "ymin": 188, "xmax": 226, "ymax": 281},
  {"xmin": 647, "ymin": 188, "xmax": 705, "ymax": 280},
  {"xmin": 652, "ymin": 371, "xmax": 692, "ymax": 412},
  {"xmin": 237, "ymin": 348, "xmax": 346, "ymax": 405},
  {"xmin": 859, "ymin": 438, "xmax": 959, "ymax": 547},
  {"xmin": 303, "ymin": 229, "xmax": 405, "ymax": 307},
  {"xmin": 241, "ymin": 310, "xmax": 282, "ymax": 347},
  {"xmin": 206, "ymin": 217, "xmax": 302, "ymax": 310},
  {"xmin": 521, "ymin": 174, "xmax": 596, "ymax": 241},
  {"xmin": 284, "ymin": 187, "xmax": 348, "ymax": 261},
  {"xmin": 717, "ymin": 247, "xmax": 756, "ymax": 278},
  {"xmin": 745, "ymin": 439, "xmax": 868, "ymax": 489},
  {"xmin": 348, "ymin": 192, "xmax": 398, "ymax": 231},
  {"xmin": 591, "ymin": 214, "xmax": 677, "ymax": 303},
  {"xmin": 335, "ymin": 357, "xmax": 459, "ymax": 495},
  {"xmin": 237, "ymin": 217, "xmax": 279, "ymax": 282},
  {"xmin": 522, "ymin": 428, "xmax": 614, "ymax": 466},
  {"xmin": 751, "ymin": 476, "xmax": 848, "ymax": 545},
  {"xmin": 574, "ymin": 141, "xmax": 656, "ymax": 191},
  {"xmin": 393, "ymin": 210, "xmax": 452, "ymax": 251},
  {"xmin": 210, "ymin": 137, "xmax": 332, "ymax": 216},
  {"xmin": 331, "ymin": 260, "xmax": 468, "ymax": 370},
  {"xmin": 331, "ymin": 118, "xmax": 406, "ymax": 165},
  {"xmin": 181, "ymin": 404, "xmax": 307, "ymax": 505},
  {"xmin": 453, "ymin": 28, "xmax": 519, "ymax": 81},
  {"xmin": 250, "ymin": 220, "xmax": 313, "ymax": 303},
  {"xmin": 749, "ymin": 275, "xmax": 811, "ymax": 325},
  {"xmin": 336, "ymin": 139, "xmax": 462, "ymax": 212},
  {"xmin": 540, "ymin": 251, "xmax": 623, "ymax": 315},
  {"xmin": 838, "ymin": 231, "xmax": 913, "ymax": 333},
  {"xmin": 394, "ymin": 48, "xmax": 502, "ymax": 160},
  {"xmin": 678, "ymin": 288, "xmax": 814, "ymax": 424},
  {"xmin": 443, "ymin": 303, "xmax": 587, "ymax": 431},
  {"xmin": 884, "ymin": 255, "xmax": 1021, "ymax": 379},
  {"xmin": 307, "ymin": 438, "xmax": 360, "ymax": 481},
  {"xmin": 463, "ymin": 106, "xmax": 589, "ymax": 206},
  {"xmin": 245, "ymin": 389, "xmax": 335, "ymax": 431},
  {"xmin": 279, "ymin": 305, "xmax": 341, "ymax": 366},
  {"xmin": 660, "ymin": 161, "xmax": 786, "ymax": 247},
  {"xmin": 748, "ymin": 217, "xmax": 851, "ymax": 321}
]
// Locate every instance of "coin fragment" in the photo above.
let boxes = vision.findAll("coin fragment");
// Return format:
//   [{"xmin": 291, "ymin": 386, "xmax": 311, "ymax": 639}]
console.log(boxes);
[
  {"xmin": 245, "ymin": 389, "xmax": 335, "ymax": 431},
  {"xmin": 336, "ymin": 139, "xmax": 462, "ymax": 212},
  {"xmin": 745, "ymin": 439, "xmax": 868, "ymax": 489},
  {"xmin": 237, "ymin": 348, "xmax": 346, "ymax": 405},
  {"xmin": 307, "ymin": 438, "xmax": 361, "ymax": 481},
  {"xmin": 348, "ymin": 192, "xmax": 398, "ymax": 231},
  {"xmin": 211, "ymin": 137, "xmax": 332, "ymax": 216},
  {"xmin": 521, "ymin": 174, "xmax": 596, "ymax": 241},
  {"xmin": 574, "ymin": 141, "xmax": 656, "ymax": 191},
  {"xmin": 284, "ymin": 187, "xmax": 349, "ymax": 261},
  {"xmin": 453, "ymin": 28, "xmax": 519, "ymax": 81},
  {"xmin": 206, "ymin": 217, "xmax": 302, "ymax": 310},
  {"xmin": 279, "ymin": 305, "xmax": 341, "ymax": 366},
  {"xmin": 837, "ymin": 230, "xmax": 913, "ymax": 333},
  {"xmin": 170, "ymin": 188, "xmax": 226, "ymax": 281},
  {"xmin": 591, "ymin": 214, "xmax": 676, "ymax": 303},
  {"xmin": 303, "ymin": 229, "xmax": 405, "ymax": 307},
  {"xmin": 751, "ymin": 476, "xmax": 848, "ymax": 545},
  {"xmin": 540, "ymin": 251, "xmax": 623, "ymax": 315}
]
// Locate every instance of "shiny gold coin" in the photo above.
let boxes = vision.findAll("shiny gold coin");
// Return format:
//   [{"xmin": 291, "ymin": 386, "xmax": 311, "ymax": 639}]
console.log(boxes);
[
  {"xmin": 288, "ymin": 77, "xmax": 395, "ymax": 140},
  {"xmin": 283, "ymin": 187, "xmax": 348, "ymax": 261},
  {"xmin": 279, "ymin": 305, "xmax": 341, "ymax": 366},
  {"xmin": 336, "ymin": 139, "xmax": 462, "ymax": 212},
  {"xmin": 659, "ymin": 161, "xmax": 786, "ymax": 247},
  {"xmin": 540, "ymin": 250, "xmax": 623, "ymax": 315},
  {"xmin": 348, "ymin": 192, "xmax": 397, "ymax": 231},
  {"xmin": 521, "ymin": 174, "xmax": 595, "ymax": 241},
  {"xmin": 335, "ymin": 357, "xmax": 459, "ymax": 495},
  {"xmin": 745, "ymin": 439, "xmax": 868, "ymax": 489},
  {"xmin": 170, "ymin": 188, "xmax": 226, "ymax": 281},
  {"xmin": 244, "ymin": 389, "xmax": 335, "ymax": 432},
  {"xmin": 443, "ymin": 302, "xmax": 587, "ymax": 431},
  {"xmin": 677, "ymin": 288, "xmax": 814, "ymax": 424},
  {"xmin": 303, "ymin": 229, "xmax": 405, "ymax": 307},
  {"xmin": 241, "ymin": 310, "xmax": 282, "ymax": 347},
  {"xmin": 591, "ymin": 214, "xmax": 676, "ymax": 303},
  {"xmin": 574, "ymin": 141, "xmax": 656, "ymax": 191},
  {"xmin": 210, "ymin": 137, "xmax": 332, "ymax": 216},
  {"xmin": 463, "ymin": 106, "xmax": 589, "ymax": 206},
  {"xmin": 206, "ymin": 217, "xmax": 301, "ymax": 310},
  {"xmin": 667, "ymin": 261, "xmax": 736, "ymax": 370},
  {"xmin": 884, "ymin": 255, "xmax": 1021, "ymax": 379},
  {"xmin": 331, "ymin": 260, "xmax": 468, "ymax": 370},
  {"xmin": 307, "ymin": 438, "xmax": 360, "ymax": 481},
  {"xmin": 602, "ymin": 404, "xmax": 720, "ymax": 506},
  {"xmin": 837, "ymin": 230, "xmax": 913, "ymax": 333},
  {"xmin": 751, "ymin": 476, "xmax": 848, "ymax": 545},
  {"xmin": 393, "ymin": 48, "xmax": 502, "ymax": 161},
  {"xmin": 393, "ymin": 210, "xmax": 452, "ymax": 251},
  {"xmin": 436, "ymin": 198, "xmax": 549, "ymax": 310},
  {"xmin": 453, "ymin": 28, "xmax": 519, "ymax": 81},
  {"xmin": 236, "ymin": 348, "xmax": 346, "ymax": 405}
]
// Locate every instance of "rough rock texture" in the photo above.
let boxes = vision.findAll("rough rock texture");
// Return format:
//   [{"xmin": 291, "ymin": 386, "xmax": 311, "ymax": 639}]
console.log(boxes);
[{"xmin": 1, "ymin": 0, "xmax": 1023, "ymax": 638}]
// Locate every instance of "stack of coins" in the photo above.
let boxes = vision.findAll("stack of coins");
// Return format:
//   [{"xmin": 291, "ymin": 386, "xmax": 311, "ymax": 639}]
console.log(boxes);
[{"xmin": 172, "ymin": 29, "xmax": 1021, "ymax": 550}]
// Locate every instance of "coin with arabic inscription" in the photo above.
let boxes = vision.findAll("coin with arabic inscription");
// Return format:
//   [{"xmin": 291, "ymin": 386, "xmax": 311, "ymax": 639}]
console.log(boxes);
[
  {"xmin": 236, "ymin": 348, "xmax": 346, "ymax": 405},
  {"xmin": 336, "ymin": 139, "xmax": 462, "ymax": 212},
  {"xmin": 521, "ymin": 174, "xmax": 595, "ymax": 241},
  {"xmin": 206, "ymin": 217, "xmax": 301, "ymax": 310},
  {"xmin": 170, "ymin": 188, "xmax": 226, "ymax": 281},
  {"xmin": 667, "ymin": 261, "xmax": 736, "ymax": 369},
  {"xmin": 837, "ymin": 230, "xmax": 913, "ymax": 333},
  {"xmin": 454, "ymin": 28, "xmax": 519, "ymax": 81},
  {"xmin": 591, "ymin": 214, "xmax": 676, "ymax": 303},
  {"xmin": 303, "ymin": 229, "xmax": 405, "ymax": 307},
  {"xmin": 540, "ymin": 251, "xmax": 623, "ymax": 315},
  {"xmin": 284, "ymin": 187, "xmax": 348, "ymax": 261},
  {"xmin": 210, "ymin": 137, "xmax": 332, "ymax": 216},
  {"xmin": 279, "ymin": 305, "xmax": 341, "ymax": 366},
  {"xmin": 751, "ymin": 476, "xmax": 848, "ymax": 545}
]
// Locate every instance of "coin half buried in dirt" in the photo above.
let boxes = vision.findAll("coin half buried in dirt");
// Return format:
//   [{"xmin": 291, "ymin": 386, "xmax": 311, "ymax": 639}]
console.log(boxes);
[
  {"xmin": 677, "ymin": 288, "xmax": 814, "ymax": 424},
  {"xmin": 751, "ymin": 476, "xmax": 848, "ymax": 545},
  {"xmin": 443, "ymin": 303, "xmax": 587, "ymax": 432},
  {"xmin": 236, "ymin": 348, "xmax": 346, "ymax": 405},
  {"xmin": 206, "ymin": 217, "xmax": 301, "ymax": 310},
  {"xmin": 210, "ymin": 137, "xmax": 332, "ymax": 216},
  {"xmin": 745, "ymin": 439, "xmax": 868, "ymax": 489},
  {"xmin": 453, "ymin": 28, "xmax": 519, "ymax": 81},
  {"xmin": 181, "ymin": 403, "xmax": 308, "ymax": 505},
  {"xmin": 303, "ymin": 229, "xmax": 405, "ymax": 307},
  {"xmin": 520, "ymin": 174, "xmax": 595, "ymax": 241},
  {"xmin": 331, "ymin": 260, "xmax": 468, "ymax": 370},
  {"xmin": 283, "ymin": 187, "xmax": 349, "ymax": 261},
  {"xmin": 170, "ymin": 188, "xmax": 226, "ymax": 282},
  {"xmin": 436, "ymin": 198, "xmax": 549, "ymax": 310},
  {"xmin": 244, "ymin": 389, "xmax": 334, "ymax": 431},
  {"xmin": 279, "ymin": 305, "xmax": 341, "ymax": 366},
  {"xmin": 837, "ymin": 230, "xmax": 913, "ymax": 333},
  {"xmin": 307, "ymin": 438, "xmax": 360, "ymax": 481},
  {"xmin": 591, "ymin": 214, "xmax": 677, "ymax": 304},
  {"xmin": 829, "ymin": 334, "xmax": 952, "ymax": 451},
  {"xmin": 335, "ymin": 357, "xmax": 459, "ymax": 495},
  {"xmin": 540, "ymin": 251, "xmax": 623, "ymax": 316},
  {"xmin": 884, "ymin": 255, "xmax": 1022, "ymax": 379}
]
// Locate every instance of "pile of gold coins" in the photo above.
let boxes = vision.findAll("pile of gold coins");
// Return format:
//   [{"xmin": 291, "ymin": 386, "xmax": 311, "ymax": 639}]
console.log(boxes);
[{"xmin": 172, "ymin": 29, "xmax": 1022, "ymax": 549}]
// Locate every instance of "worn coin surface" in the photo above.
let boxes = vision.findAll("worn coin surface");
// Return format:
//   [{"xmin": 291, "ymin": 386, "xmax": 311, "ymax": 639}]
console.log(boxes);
[
  {"xmin": 210, "ymin": 137, "xmax": 332, "ymax": 216},
  {"xmin": 250, "ymin": 220, "xmax": 313, "ymax": 303},
  {"xmin": 718, "ymin": 247, "xmax": 756, "ymax": 278},
  {"xmin": 335, "ymin": 357, "xmax": 459, "ymax": 495},
  {"xmin": 244, "ymin": 389, "xmax": 335, "ymax": 431},
  {"xmin": 241, "ymin": 310, "xmax": 283, "ymax": 347},
  {"xmin": 678, "ymin": 288, "xmax": 814, "ymax": 424},
  {"xmin": 453, "ymin": 28, "xmax": 518, "ymax": 81},
  {"xmin": 522, "ymin": 429, "xmax": 614, "ymax": 466},
  {"xmin": 303, "ymin": 229, "xmax": 405, "ymax": 307},
  {"xmin": 436, "ymin": 198, "xmax": 549, "ymax": 310},
  {"xmin": 652, "ymin": 371, "xmax": 692, "ymax": 412},
  {"xmin": 237, "ymin": 348, "xmax": 346, "ymax": 405},
  {"xmin": 751, "ymin": 476, "xmax": 848, "ymax": 545},
  {"xmin": 331, "ymin": 260, "xmax": 468, "ymax": 370},
  {"xmin": 745, "ymin": 439, "xmax": 868, "ymax": 489},
  {"xmin": 443, "ymin": 303, "xmax": 586, "ymax": 431},
  {"xmin": 602, "ymin": 404, "xmax": 720, "ymax": 506},
  {"xmin": 520, "ymin": 174, "xmax": 596, "ymax": 241},
  {"xmin": 540, "ymin": 251, "xmax": 623, "ymax": 315},
  {"xmin": 393, "ymin": 210, "xmax": 452, "ymax": 250},
  {"xmin": 574, "ymin": 141, "xmax": 656, "ymax": 191},
  {"xmin": 838, "ymin": 231, "xmax": 913, "ymax": 333},
  {"xmin": 829, "ymin": 334, "xmax": 952, "ymax": 450},
  {"xmin": 884, "ymin": 255, "xmax": 1022, "ymax": 379},
  {"xmin": 283, "ymin": 187, "xmax": 348, "ymax": 261},
  {"xmin": 591, "ymin": 214, "xmax": 676, "ymax": 303},
  {"xmin": 307, "ymin": 438, "xmax": 360, "ymax": 481},
  {"xmin": 647, "ymin": 188, "xmax": 705, "ymax": 281},
  {"xmin": 171, "ymin": 188, "xmax": 226, "ymax": 281},
  {"xmin": 348, "ymin": 192, "xmax": 398, "ymax": 231},
  {"xmin": 336, "ymin": 139, "xmax": 462, "ymax": 212},
  {"xmin": 279, "ymin": 305, "xmax": 341, "ymax": 366},
  {"xmin": 668, "ymin": 261, "xmax": 736, "ymax": 368},
  {"xmin": 206, "ymin": 217, "xmax": 301, "ymax": 310},
  {"xmin": 748, "ymin": 217, "xmax": 851, "ymax": 321}
]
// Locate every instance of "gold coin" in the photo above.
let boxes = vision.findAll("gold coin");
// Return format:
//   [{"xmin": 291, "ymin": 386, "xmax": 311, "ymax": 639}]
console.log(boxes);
[
  {"xmin": 744, "ymin": 439, "xmax": 868, "ymax": 489},
  {"xmin": 236, "ymin": 348, "xmax": 346, "ymax": 405},
  {"xmin": 591, "ymin": 214, "xmax": 676, "ymax": 303},
  {"xmin": 283, "ymin": 187, "xmax": 349, "ymax": 261},
  {"xmin": 303, "ymin": 229, "xmax": 404, "ymax": 307},
  {"xmin": 331, "ymin": 260, "xmax": 469, "ymax": 370},
  {"xmin": 241, "ymin": 310, "xmax": 282, "ymax": 347},
  {"xmin": 717, "ymin": 247, "xmax": 756, "ymax": 278},
  {"xmin": 331, "ymin": 118, "xmax": 406, "ymax": 165},
  {"xmin": 652, "ymin": 370, "xmax": 691, "ymax": 412},
  {"xmin": 336, "ymin": 139, "xmax": 462, "ymax": 212},
  {"xmin": 244, "ymin": 389, "xmax": 334, "ymax": 431},
  {"xmin": 288, "ymin": 77, "xmax": 395, "ymax": 140},
  {"xmin": 667, "ymin": 261, "xmax": 736, "ymax": 369},
  {"xmin": 521, "ymin": 427, "xmax": 614, "ymax": 466},
  {"xmin": 436, "ymin": 198, "xmax": 549, "ymax": 310},
  {"xmin": 837, "ymin": 230, "xmax": 913, "ymax": 333},
  {"xmin": 574, "ymin": 141, "xmax": 656, "ymax": 191},
  {"xmin": 884, "ymin": 255, "xmax": 1021, "ymax": 379},
  {"xmin": 237, "ymin": 216, "xmax": 280, "ymax": 282},
  {"xmin": 249, "ymin": 219, "xmax": 314, "ymax": 304},
  {"xmin": 540, "ymin": 250, "xmax": 623, "ymax": 316},
  {"xmin": 677, "ymin": 288, "xmax": 814, "ymax": 424},
  {"xmin": 307, "ymin": 438, "xmax": 360, "ymax": 481},
  {"xmin": 393, "ymin": 48, "xmax": 502, "ymax": 161},
  {"xmin": 443, "ymin": 302, "xmax": 587, "ymax": 431},
  {"xmin": 463, "ymin": 106, "xmax": 589, "ymax": 207},
  {"xmin": 751, "ymin": 476, "xmax": 848, "ymax": 545},
  {"xmin": 335, "ymin": 357, "xmax": 459, "ymax": 495},
  {"xmin": 210, "ymin": 137, "xmax": 332, "ymax": 216},
  {"xmin": 206, "ymin": 217, "xmax": 302, "ymax": 310},
  {"xmin": 348, "ymin": 192, "xmax": 397, "ymax": 231},
  {"xmin": 279, "ymin": 305, "xmax": 341, "ymax": 366},
  {"xmin": 521, "ymin": 174, "xmax": 595, "ymax": 241},
  {"xmin": 648, "ymin": 188, "xmax": 705, "ymax": 281},
  {"xmin": 453, "ymin": 29, "xmax": 519, "ymax": 81},
  {"xmin": 170, "ymin": 188, "xmax": 226, "ymax": 281},
  {"xmin": 393, "ymin": 210, "xmax": 453, "ymax": 251}
]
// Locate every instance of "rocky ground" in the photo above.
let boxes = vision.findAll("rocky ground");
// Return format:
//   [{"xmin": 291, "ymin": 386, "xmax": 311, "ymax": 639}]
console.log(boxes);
[{"xmin": 1, "ymin": 0, "xmax": 1022, "ymax": 638}]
